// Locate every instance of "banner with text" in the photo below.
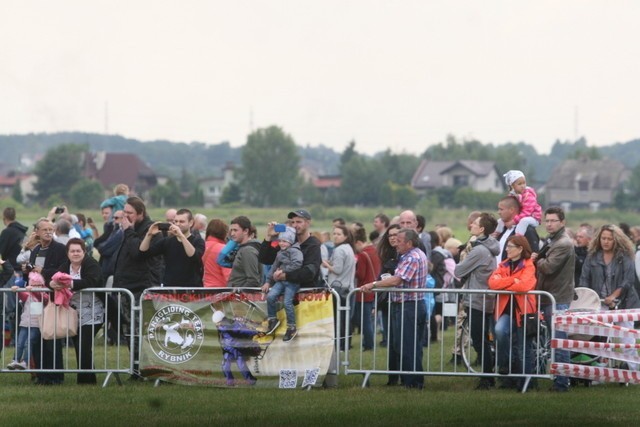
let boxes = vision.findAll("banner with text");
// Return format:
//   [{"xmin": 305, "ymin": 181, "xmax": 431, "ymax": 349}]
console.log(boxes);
[{"xmin": 139, "ymin": 288, "xmax": 335, "ymax": 388}]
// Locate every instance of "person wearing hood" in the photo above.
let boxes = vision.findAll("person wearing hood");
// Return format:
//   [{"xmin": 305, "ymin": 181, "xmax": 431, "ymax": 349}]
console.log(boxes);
[
  {"xmin": 227, "ymin": 216, "xmax": 262, "ymax": 288},
  {"xmin": 0, "ymin": 207, "xmax": 28, "ymax": 327},
  {"xmin": 0, "ymin": 207, "xmax": 28, "ymax": 272},
  {"xmin": 261, "ymin": 226, "xmax": 303, "ymax": 342},
  {"xmin": 454, "ymin": 212, "xmax": 500, "ymax": 390}
]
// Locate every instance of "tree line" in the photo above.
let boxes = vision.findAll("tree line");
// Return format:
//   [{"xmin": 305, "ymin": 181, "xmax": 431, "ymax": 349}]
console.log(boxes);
[{"xmin": 5, "ymin": 129, "xmax": 640, "ymax": 210}]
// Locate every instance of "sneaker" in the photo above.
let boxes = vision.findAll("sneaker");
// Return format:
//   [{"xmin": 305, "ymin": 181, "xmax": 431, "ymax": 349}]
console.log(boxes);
[
  {"xmin": 283, "ymin": 327, "xmax": 297, "ymax": 342},
  {"xmin": 15, "ymin": 361, "xmax": 27, "ymax": 370},
  {"xmin": 7, "ymin": 360, "xmax": 18, "ymax": 370},
  {"xmin": 265, "ymin": 318, "xmax": 280, "ymax": 335}
]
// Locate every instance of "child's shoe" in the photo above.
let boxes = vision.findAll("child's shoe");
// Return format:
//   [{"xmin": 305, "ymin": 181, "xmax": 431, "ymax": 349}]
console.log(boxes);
[
  {"xmin": 265, "ymin": 318, "xmax": 280, "ymax": 335},
  {"xmin": 283, "ymin": 326, "xmax": 297, "ymax": 342}
]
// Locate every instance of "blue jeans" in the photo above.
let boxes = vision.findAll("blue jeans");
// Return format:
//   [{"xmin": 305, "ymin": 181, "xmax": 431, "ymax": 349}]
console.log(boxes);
[
  {"xmin": 267, "ymin": 281, "xmax": 300, "ymax": 328},
  {"xmin": 352, "ymin": 301, "xmax": 374, "ymax": 350},
  {"xmin": 15, "ymin": 326, "xmax": 41, "ymax": 364},
  {"xmin": 542, "ymin": 303, "xmax": 570, "ymax": 389},
  {"xmin": 495, "ymin": 314, "xmax": 534, "ymax": 375},
  {"xmin": 390, "ymin": 300, "xmax": 426, "ymax": 388},
  {"xmin": 466, "ymin": 307, "xmax": 494, "ymax": 375}
]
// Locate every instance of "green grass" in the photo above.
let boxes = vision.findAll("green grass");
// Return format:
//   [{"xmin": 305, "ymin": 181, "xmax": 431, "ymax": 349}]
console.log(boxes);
[{"xmin": 2, "ymin": 331, "xmax": 640, "ymax": 426}]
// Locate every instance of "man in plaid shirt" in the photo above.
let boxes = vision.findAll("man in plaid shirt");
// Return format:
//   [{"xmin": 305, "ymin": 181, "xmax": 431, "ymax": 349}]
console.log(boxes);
[{"xmin": 361, "ymin": 228, "xmax": 428, "ymax": 389}]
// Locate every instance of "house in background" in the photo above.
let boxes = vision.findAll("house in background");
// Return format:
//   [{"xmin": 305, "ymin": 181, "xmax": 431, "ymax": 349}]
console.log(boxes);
[
  {"xmin": 411, "ymin": 160, "xmax": 503, "ymax": 194},
  {"xmin": 82, "ymin": 152, "xmax": 157, "ymax": 198},
  {"xmin": 199, "ymin": 162, "xmax": 236, "ymax": 207},
  {"xmin": 544, "ymin": 158, "xmax": 630, "ymax": 212},
  {"xmin": 0, "ymin": 172, "xmax": 36, "ymax": 204}
]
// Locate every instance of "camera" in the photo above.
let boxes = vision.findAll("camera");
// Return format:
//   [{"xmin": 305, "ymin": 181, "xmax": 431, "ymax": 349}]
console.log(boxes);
[
  {"xmin": 25, "ymin": 263, "xmax": 35, "ymax": 272},
  {"xmin": 274, "ymin": 224, "xmax": 287, "ymax": 233},
  {"xmin": 55, "ymin": 206, "xmax": 65, "ymax": 214},
  {"xmin": 157, "ymin": 222, "xmax": 172, "ymax": 232}
]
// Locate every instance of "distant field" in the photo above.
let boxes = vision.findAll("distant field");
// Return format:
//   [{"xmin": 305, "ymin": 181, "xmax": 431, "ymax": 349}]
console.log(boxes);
[{"xmin": 9, "ymin": 204, "xmax": 640, "ymax": 243}]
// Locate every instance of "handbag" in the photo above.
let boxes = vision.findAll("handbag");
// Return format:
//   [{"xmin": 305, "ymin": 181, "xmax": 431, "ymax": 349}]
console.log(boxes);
[
  {"xmin": 520, "ymin": 312, "xmax": 539, "ymax": 337},
  {"xmin": 519, "ymin": 296, "xmax": 539, "ymax": 338},
  {"xmin": 39, "ymin": 302, "xmax": 79, "ymax": 340},
  {"xmin": 330, "ymin": 280, "xmax": 350, "ymax": 297}
]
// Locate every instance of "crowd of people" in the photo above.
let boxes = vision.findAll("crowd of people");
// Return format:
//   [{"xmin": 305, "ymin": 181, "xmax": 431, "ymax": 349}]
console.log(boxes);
[{"xmin": 1, "ymin": 171, "xmax": 640, "ymax": 391}]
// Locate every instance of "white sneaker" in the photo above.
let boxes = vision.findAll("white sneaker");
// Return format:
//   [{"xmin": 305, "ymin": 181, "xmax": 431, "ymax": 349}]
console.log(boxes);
[
  {"xmin": 6, "ymin": 360, "xmax": 18, "ymax": 370},
  {"xmin": 15, "ymin": 361, "xmax": 27, "ymax": 370}
]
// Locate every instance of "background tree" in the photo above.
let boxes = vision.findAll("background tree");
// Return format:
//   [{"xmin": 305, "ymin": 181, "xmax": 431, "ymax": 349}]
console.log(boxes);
[
  {"xmin": 340, "ymin": 155, "xmax": 386, "ymax": 206},
  {"xmin": 615, "ymin": 161, "xmax": 640, "ymax": 211},
  {"xmin": 33, "ymin": 143, "xmax": 87, "ymax": 205},
  {"xmin": 12, "ymin": 180, "xmax": 23, "ymax": 204},
  {"xmin": 70, "ymin": 179, "xmax": 105, "ymax": 209},
  {"xmin": 241, "ymin": 126, "xmax": 301, "ymax": 207},
  {"xmin": 220, "ymin": 182, "xmax": 243, "ymax": 205},
  {"xmin": 149, "ymin": 179, "xmax": 181, "ymax": 207}
]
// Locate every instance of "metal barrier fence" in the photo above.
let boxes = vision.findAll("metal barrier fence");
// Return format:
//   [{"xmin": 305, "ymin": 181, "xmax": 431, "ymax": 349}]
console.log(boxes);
[
  {"xmin": 0, "ymin": 287, "xmax": 135, "ymax": 387},
  {"xmin": 342, "ymin": 288, "xmax": 557, "ymax": 392},
  {"xmin": 0, "ymin": 285, "xmax": 560, "ymax": 390}
]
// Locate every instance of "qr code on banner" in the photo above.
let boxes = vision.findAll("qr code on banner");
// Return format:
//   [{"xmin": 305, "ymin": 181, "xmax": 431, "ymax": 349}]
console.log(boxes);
[
  {"xmin": 301, "ymin": 368, "xmax": 320, "ymax": 388},
  {"xmin": 279, "ymin": 369, "xmax": 298, "ymax": 389}
]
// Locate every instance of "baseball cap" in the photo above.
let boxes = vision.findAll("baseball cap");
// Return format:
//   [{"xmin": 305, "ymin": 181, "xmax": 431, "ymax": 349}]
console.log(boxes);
[{"xmin": 287, "ymin": 209, "xmax": 311, "ymax": 220}]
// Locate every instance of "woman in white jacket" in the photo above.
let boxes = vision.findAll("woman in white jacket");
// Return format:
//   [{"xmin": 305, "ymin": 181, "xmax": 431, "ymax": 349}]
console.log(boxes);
[{"xmin": 323, "ymin": 224, "xmax": 356, "ymax": 351}]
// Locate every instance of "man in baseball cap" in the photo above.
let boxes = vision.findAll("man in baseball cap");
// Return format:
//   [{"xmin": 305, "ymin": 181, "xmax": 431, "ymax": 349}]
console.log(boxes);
[
  {"xmin": 287, "ymin": 209, "xmax": 311, "ymax": 220},
  {"xmin": 259, "ymin": 209, "xmax": 321, "ymax": 289}
]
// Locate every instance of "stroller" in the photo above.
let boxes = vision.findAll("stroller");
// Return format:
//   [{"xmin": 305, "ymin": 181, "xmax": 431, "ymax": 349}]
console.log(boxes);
[{"xmin": 566, "ymin": 287, "xmax": 618, "ymax": 386}]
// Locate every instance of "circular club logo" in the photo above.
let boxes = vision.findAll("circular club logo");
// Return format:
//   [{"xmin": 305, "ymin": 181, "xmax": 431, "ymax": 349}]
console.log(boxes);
[{"xmin": 147, "ymin": 305, "xmax": 205, "ymax": 364}]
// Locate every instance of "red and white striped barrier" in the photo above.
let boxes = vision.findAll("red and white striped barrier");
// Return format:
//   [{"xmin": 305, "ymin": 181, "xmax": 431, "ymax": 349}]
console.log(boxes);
[
  {"xmin": 555, "ymin": 310, "xmax": 640, "ymax": 339},
  {"xmin": 557, "ymin": 308, "xmax": 640, "ymax": 325},
  {"xmin": 552, "ymin": 339, "xmax": 640, "ymax": 365},
  {"xmin": 552, "ymin": 363, "xmax": 640, "ymax": 384}
]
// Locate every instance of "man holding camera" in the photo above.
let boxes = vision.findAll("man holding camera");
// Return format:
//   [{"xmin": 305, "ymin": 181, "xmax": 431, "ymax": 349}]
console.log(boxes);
[{"xmin": 139, "ymin": 208, "xmax": 204, "ymax": 287}]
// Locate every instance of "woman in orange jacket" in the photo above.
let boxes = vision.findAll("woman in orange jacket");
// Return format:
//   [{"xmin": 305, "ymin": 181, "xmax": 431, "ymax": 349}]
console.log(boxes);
[{"xmin": 488, "ymin": 235, "xmax": 537, "ymax": 386}]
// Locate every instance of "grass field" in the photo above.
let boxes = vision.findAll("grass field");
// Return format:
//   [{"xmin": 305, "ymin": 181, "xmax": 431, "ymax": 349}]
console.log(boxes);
[
  {"xmin": 7, "ymin": 204, "xmax": 640, "ymax": 247},
  {"xmin": 1, "ymin": 330, "xmax": 640, "ymax": 426}
]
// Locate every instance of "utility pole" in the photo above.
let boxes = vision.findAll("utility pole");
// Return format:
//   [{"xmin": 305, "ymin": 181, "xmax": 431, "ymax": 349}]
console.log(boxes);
[{"xmin": 104, "ymin": 101, "xmax": 109, "ymax": 135}]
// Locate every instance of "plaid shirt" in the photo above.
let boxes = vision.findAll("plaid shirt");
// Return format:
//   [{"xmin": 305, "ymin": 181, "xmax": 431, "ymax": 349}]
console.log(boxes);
[{"xmin": 391, "ymin": 247, "xmax": 428, "ymax": 302}]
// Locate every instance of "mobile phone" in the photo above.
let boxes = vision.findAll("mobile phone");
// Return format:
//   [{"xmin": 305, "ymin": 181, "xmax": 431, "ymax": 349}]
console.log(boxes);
[
  {"xmin": 157, "ymin": 222, "xmax": 171, "ymax": 231},
  {"xmin": 274, "ymin": 224, "xmax": 287, "ymax": 233},
  {"xmin": 55, "ymin": 207, "xmax": 65, "ymax": 214}
]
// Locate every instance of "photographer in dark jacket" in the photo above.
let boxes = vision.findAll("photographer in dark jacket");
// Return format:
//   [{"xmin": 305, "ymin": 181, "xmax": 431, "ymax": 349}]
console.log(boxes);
[{"xmin": 112, "ymin": 197, "xmax": 162, "ymax": 378}]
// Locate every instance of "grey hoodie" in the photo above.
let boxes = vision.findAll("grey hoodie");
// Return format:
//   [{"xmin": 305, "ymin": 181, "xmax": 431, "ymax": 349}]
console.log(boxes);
[{"xmin": 454, "ymin": 235, "xmax": 500, "ymax": 313}]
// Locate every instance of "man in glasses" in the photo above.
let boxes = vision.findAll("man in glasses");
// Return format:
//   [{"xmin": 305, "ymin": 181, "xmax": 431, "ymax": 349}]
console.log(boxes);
[{"xmin": 531, "ymin": 206, "xmax": 575, "ymax": 392}]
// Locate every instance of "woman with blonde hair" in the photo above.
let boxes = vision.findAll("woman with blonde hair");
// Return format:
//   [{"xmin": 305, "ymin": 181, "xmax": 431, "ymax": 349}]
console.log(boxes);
[{"xmin": 579, "ymin": 224, "xmax": 640, "ymax": 369}]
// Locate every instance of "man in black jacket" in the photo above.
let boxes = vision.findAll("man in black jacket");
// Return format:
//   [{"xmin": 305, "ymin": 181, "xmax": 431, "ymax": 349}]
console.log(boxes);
[
  {"xmin": 0, "ymin": 207, "xmax": 28, "ymax": 272},
  {"xmin": 496, "ymin": 196, "xmax": 540, "ymax": 262},
  {"xmin": 0, "ymin": 207, "xmax": 28, "ymax": 330},
  {"xmin": 139, "ymin": 208, "xmax": 205, "ymax": 287},
  {"xmin": 258, "ymin": 209, "xmax": 322, "ymax": 289},
  {"xmin": 112, "ymin": 196, "xmax": 162, "ymax": 378}
]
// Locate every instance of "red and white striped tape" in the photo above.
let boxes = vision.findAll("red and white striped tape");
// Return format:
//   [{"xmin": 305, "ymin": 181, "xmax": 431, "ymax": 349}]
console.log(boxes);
[
  {"xmin": 552, "ymin": 339, "xmax": 640, "ymax": 364},
  {"xmin": 556, "ymin": 308, "xmax": 640, "ymax": 324},
  {"xmin": 552, "ymin": 363, "xmax": 640, "ymax": 384},
  {"xmin": 555, "ymin": 323, "xmax": 639, "ymax": 339}
]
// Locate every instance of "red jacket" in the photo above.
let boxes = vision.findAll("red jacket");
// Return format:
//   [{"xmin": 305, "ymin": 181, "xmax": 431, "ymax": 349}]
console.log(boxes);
[
  {"xmin": 487, "ymin": 258, "xmax": 537, "ymax": 326},
  {"xmin": 355, "ymin": 245, "xmax": 381, "ymax": 303}
]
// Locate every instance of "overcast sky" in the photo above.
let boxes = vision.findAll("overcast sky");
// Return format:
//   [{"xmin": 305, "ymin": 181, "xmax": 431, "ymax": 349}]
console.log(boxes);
[{"xmin": 2, "ymin": 1, "xmax": 639, "ymax": 155}]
